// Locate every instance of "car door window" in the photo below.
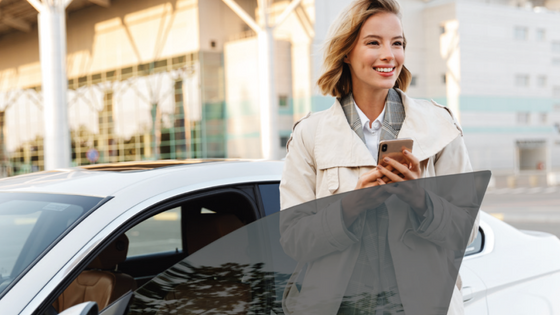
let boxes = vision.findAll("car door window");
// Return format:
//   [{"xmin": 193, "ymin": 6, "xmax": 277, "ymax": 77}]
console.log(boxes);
[
  {"xmin": 258, "ymin": 183, "xmax": 281, "ymax": 216},
  {"xmin": 261, "ymin": 182, "xmax": 485, "ymax": 258},
  {"xmin": 126, "ymin": 207, "xmax": 182, "ymax": 257},
  {"xmin": 464, "ymin": 228, "xmax": 484, "ymax": 256}
]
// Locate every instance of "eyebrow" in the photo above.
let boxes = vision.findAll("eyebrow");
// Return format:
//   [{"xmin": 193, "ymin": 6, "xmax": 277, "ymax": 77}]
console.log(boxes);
[{"xmin": 363, "ymin": 35, "xmax": 403, "ymax": 40}]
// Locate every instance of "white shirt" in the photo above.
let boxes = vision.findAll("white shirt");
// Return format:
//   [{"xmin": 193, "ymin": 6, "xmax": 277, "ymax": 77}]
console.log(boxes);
[{"xmin": 354, "ymin": 102, "xmax": 385, "ymax": 163}]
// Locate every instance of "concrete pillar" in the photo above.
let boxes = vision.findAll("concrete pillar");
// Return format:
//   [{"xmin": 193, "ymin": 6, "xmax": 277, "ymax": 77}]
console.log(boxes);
[
  {"xmin": 28, "ymin": 0, "xmax": 72, "ymax": 170},
  {"xmin": 222, "ymin": 0, "xmax": 304, "ymax": 160},
  {"xmin": 257, "ymin": 26, "xmax": 279, "ymax": 160},
  {"xmin": 257, "ymin": 0, "xmax": 279, "ymax": 160}
]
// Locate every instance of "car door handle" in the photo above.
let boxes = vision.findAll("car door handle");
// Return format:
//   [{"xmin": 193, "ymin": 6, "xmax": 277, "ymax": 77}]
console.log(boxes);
[{"xmin": 462, "ymin": 286, "xmax": 474, "ymax": 302}]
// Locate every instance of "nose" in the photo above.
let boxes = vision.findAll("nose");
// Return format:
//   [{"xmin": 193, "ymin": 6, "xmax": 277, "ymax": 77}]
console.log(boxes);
[{"xmin": 380, "ymin": 42, "xmax": 394, "ymax": 62}]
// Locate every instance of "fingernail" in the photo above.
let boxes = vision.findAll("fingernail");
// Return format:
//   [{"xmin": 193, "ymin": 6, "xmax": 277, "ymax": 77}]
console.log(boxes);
[
  {"xmin": 383, "ymin": 157, "xmax": 389, "ymax": 162},
  {"xmin": 404, "ymin": 150, "xmax": 409, "ymax": 154},
  {"xmin": 377, "ymin": 165, "xmax": 383, "ymax": 169}
]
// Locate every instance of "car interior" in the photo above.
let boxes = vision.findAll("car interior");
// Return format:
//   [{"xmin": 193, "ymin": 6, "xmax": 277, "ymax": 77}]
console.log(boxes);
[{"xmin": 49, "ymin": 188, "xmax": 260, "ymax": 314}]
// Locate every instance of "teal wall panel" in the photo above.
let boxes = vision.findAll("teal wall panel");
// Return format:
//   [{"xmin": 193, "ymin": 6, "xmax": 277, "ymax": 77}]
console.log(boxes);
[
  {"xmin": 462, "ymin": 126, "xmax": 555, "ymax": 134},
  {"xmin": 460, "ymin": 96, "xmax": 556, "ymax": 112}
]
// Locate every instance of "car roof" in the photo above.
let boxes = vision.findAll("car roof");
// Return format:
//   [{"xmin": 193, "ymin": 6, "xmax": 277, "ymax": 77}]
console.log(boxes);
[{"xmin": 0, "ymin": 160, "xmax": 284, "ymax": 198}]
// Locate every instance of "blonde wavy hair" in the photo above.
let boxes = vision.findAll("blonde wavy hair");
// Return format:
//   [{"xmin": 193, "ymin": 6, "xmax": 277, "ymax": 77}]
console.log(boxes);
[{"xmin": 317, "ymin": 0, "xmax": 411, "ymax": 98}]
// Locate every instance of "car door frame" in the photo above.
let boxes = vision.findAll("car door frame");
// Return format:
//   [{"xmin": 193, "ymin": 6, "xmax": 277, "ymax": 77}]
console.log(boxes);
[{"xmin": 23, "ymin": 176, "xmax": 280, "ymax": 315}]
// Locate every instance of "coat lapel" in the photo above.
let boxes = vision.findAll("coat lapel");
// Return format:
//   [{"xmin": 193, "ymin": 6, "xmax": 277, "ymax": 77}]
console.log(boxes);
[
  {"xmin": 395, "ymin": 89, "xmax": 460, "ymax": 162},
  {"xmin": 380, "ymin": 89, "xmax": 405, "ymax": 141},
  {"xmin": 315, "ymin": 98, "xmax": 375, "ymax": 170},
  {"xmin": 340, "ymin": 94, "xmax": 366, "ymax": 144}
]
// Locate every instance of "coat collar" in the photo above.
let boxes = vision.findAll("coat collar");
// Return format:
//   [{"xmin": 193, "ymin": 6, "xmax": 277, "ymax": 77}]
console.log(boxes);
[
  {"xmin": 314, "ymin": 89, "xmax": 460, "ymax": 170},
  {"xmin": 340, "ymin": 89, "xmax": 405, "ymax": 144}
]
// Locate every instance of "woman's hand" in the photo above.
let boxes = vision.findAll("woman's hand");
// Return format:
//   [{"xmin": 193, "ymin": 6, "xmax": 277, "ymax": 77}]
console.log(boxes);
[
  {"xmin": 342, "ymin": 165, "xmax": 401, "ymax": 228},
  {"xmin": 342, "ymin": 182, "xmax": 390, "ymax": 228},
  {"xmin": 377, "ymin": 149, "xmax": 421, "ymax": 182},
  {"xmin": 354, "ymin": 165, "xmax": 401, "ymax": 189},
  {"xmin": 376, "ymin": 149, "xmax": 427, "ymax": 216}
]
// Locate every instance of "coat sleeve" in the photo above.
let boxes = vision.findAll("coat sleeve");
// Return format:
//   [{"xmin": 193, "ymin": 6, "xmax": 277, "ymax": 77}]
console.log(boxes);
[
  {"xmin": 408, "ymin": 134, "xmax": 481, "ymax": 250},
  {"xmin": 279, "ymin": 120, "xmax": 359, "ymax": 263}
]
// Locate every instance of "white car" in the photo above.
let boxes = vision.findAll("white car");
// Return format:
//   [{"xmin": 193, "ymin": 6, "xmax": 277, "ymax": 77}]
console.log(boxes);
[{"xmin": 0, "ymin": 160, "xmax": 558, "ymax": 315}]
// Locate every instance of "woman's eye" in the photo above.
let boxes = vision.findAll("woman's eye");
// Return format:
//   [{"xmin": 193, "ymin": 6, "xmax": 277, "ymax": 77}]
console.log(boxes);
[
  {"xmin": 393, "ymin": 41, "xmax": 403, "ymax": 46},
  {"xmin": 367, "ymin": 41, "xmax": 379, "ymax": 46}
]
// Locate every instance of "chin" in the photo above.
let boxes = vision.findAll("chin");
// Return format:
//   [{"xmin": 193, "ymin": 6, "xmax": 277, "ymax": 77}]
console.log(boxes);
[{"xmin": 371, "ymin": 82, "xmax": 397, "ymax": 90}]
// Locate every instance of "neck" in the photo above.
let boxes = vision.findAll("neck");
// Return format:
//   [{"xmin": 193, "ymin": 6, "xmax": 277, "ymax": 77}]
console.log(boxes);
[{"xmin": 352, "ymin": 85, "xmax": 389, "ymax": 123}]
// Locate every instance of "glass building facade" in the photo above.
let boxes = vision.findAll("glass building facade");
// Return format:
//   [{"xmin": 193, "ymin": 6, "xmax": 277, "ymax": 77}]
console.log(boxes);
[{"xmin": 0, "ymin": 52, "xmax": 226, "ymax": 177}]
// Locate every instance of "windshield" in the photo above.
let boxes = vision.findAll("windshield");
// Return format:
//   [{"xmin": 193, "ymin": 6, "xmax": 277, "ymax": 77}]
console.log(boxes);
[{"xmin": 0, "ymin": 192, "xmax": 105, "ymax": 297}]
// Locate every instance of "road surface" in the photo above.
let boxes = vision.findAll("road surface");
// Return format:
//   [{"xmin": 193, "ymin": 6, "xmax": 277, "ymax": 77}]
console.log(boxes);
[{"xmin": 483, "ymin": 186, "xmax": 560, "ymax": 238}]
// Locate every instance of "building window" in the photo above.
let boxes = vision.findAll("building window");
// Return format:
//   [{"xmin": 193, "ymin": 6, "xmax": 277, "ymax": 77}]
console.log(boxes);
[
  {"xmin": 536, "ymin": 28, "xmax": 546, "ymax": 41},
  {"xmin": 410, "ymin": 75, "xmax": 417, "ymax": 87},
  {"xmin": 279, "ymin": 95, "xmax": 289, "ymax": 107},
  {"xmin": 280, "ymin": 136, "xmax": 289, "ymax": 147},
  {"xmin": 442, "ymin": 74, "xmax": 446, "ymax": 84},
  {"xmin": 539, "ymin": 113, "xmax": 547, "ymax": 124},
  {"xmin": 517, "ymin": 112, "xmax": 530, "ymax": 125},
  {"xmin": 515, "ymin": 74, "xmax": 529, "ymax": 87},
  {"xmin": 553, "ymin": 41, "xmax": 560, "ymax": 53},
  {"xmin": 554, "ymin": 86, "xmax": 560, "ymax": 98},
  {"xmin": 537, "ymin": 75, "xmax": 547, "ymax": 87},
  {"xmin": 439, "ymin": 25, "xmax": 446, "ymax": 34},
  {"xmin": 514, "ymin": 26, "xmax": 528, "ymax": 40}
]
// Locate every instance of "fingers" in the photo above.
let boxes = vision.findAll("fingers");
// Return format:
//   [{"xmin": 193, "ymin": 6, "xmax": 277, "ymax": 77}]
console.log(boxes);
[
  {"xmin": 363, "ymin": 181, "xmax": 380, "ymax": 188},
  {"xmin": 377, "ymin": 164, "xmax": 404, "ymax": 182},
  {"xmin": 359, "ymin": 168, "xmax": 382, "ymax": 184},
  {"xmin": 402, "ymin": 149, "xmax": 419, "ymax": 169},
  {"xmin": 382, "ymin": 155, "xmax": 420, "ymax": 180}
]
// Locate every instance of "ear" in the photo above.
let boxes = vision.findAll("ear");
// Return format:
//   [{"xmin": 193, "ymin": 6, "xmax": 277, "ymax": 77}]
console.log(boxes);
[{"xmin": 343, "ymin": 54, "xmax": 350, "ymax": 64}]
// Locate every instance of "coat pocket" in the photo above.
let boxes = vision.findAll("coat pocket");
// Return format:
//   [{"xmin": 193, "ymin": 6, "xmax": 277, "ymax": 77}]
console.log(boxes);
[{"xmin": 325, "ymin": 167, "xmax": 339, "ymax": 194}]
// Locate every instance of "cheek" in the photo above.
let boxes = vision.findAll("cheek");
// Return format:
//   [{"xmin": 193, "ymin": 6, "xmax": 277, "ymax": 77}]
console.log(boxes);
[
  {"xmin": 351, "ymin": 49, "xmax": 377, "ymax": 68},
  {"xmin": 395, "ymin": 50, "xmax": 405, "ymax": 66}
]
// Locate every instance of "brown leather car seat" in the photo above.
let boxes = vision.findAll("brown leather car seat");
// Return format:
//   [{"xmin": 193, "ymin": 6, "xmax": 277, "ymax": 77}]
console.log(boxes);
[
  {"xmin": 53, "ymin": 234, "xmax": 137, "ymax": 312},
  {"xmin": 158, "ymin": 214, "xmax": 249, "ymax": 315},
  {"xmin": 185, "ymin": 213, "xmax": 244, "ymax": 254}
]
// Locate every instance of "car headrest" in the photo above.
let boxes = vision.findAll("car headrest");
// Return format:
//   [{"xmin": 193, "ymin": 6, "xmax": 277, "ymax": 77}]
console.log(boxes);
[
  {"xmin": 88, "ymin": 234, "xmax": 129, "ymax": 270},
  {"xmin": 186, "ymin": 214, "xmax": 244, "ymax": 254}
]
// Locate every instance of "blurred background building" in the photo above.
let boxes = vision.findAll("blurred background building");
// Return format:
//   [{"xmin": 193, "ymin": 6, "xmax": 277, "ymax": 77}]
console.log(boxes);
[{"xmin": 0, "ymin": 0, "xmax": 559, "ymax": 185}]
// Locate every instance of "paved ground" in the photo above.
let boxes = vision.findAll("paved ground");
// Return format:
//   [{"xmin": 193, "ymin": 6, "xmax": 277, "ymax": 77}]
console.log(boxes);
[{"xmin": 483, "ymin": 186, "xmax": 560, "ymax": 238}]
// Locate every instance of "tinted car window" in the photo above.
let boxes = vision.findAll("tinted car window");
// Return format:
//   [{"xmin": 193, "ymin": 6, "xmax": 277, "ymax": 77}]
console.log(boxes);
[
  {"xmin": 127, "ymin": 172, "xmax": 488, "ymax": 314},
  {"xmin": 259, "ymin": 183, "xmax": 280, "ymax": 216},
  {"xmin": 0, "ymin": 192, "xmax": 104, "ymax": 297}
]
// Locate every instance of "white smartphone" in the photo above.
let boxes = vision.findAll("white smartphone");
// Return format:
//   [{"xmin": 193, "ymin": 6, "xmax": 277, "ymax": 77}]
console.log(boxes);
[{"xmin": 377, "ymin": 138, "xmax": 414, "ymax": 166}]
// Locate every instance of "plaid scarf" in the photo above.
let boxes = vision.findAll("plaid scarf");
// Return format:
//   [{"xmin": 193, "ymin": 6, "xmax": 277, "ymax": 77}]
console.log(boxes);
[{"xmin": 340, "ymin": 89, "xmax": 405, "ymax": 142}]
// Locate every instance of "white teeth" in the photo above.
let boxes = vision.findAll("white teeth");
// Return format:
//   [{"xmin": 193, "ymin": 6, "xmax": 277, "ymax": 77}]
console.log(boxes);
[{"xmin": 375, "ymin": 67, "xmax": 393, "ymax": 73}]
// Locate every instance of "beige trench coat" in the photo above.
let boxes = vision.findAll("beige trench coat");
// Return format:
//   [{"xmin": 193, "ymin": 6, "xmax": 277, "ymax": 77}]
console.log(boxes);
[{"xmin": 279, "ymin": 89, "xmax": 478, "ymax": 315}]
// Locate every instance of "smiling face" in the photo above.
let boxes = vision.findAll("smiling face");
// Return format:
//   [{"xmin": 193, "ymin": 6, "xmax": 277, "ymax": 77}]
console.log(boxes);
[{"xmin": 344, "ymin": 12, "xmax": 405, "ymax": 94}]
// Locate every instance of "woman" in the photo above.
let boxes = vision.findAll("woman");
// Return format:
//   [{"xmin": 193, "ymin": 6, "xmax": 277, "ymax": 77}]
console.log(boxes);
[{"xmin": 279, "ymin": 0, "xmax": 478, "ymax": 314}]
